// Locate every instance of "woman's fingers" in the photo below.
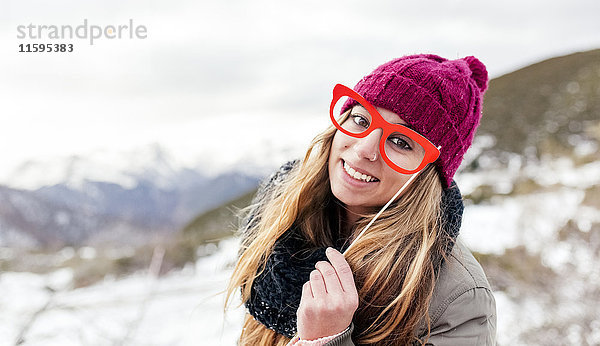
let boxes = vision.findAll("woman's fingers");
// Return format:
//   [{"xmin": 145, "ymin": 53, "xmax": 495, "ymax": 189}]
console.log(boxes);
[
  {"xmin": 325, "ymin": 247, "xmax": 358, "ymax": 295},
  {"xmin": 315, "ymin": 260, "xmax": 343, "ymax": 294},
  {"xmin": 302, "ymin": 281, "xmax": 313, "ymax": 299},
  {"xmin": 309, "ymin": 269, "xmax": 327, "ymax": 297},
  {"xmin": 296, "ymin": 247, "xmax": 359, "ymax": 341}
]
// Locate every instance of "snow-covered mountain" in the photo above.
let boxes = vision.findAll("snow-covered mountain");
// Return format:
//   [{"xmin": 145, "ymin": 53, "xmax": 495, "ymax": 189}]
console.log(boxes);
[
  {"xmin": 1, "ymin": 143, "xmax": 251, "ymax": 191},
  {"xmin": 0, "ymin": 106, "xmax": 330, "ymax": 250},
  {"xmin": 0, "ymin": 144, "xmax": 266, "ymax": 249}
]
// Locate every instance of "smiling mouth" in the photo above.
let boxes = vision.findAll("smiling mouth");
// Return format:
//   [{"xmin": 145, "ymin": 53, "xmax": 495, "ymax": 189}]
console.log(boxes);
[{"xmin": 342, "ymin": 160, "xmax": 380, "ymax": 183}]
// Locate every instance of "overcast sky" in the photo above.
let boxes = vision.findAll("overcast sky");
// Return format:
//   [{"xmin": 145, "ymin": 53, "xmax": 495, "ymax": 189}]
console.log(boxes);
[{"xmin": 1, "ymin": 0, "xmax": 599, "ymax": 172}]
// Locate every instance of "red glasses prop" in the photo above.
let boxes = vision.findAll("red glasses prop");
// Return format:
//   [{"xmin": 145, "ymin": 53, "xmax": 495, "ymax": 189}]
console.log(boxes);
[{"xmin": 329, "ymin": 84, "xmax": 440, "ymax": 174}]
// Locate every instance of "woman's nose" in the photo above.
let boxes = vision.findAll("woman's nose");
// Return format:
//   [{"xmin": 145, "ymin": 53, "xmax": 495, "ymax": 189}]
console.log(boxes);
[{"xmin": 352, "ymin": 128, "xmax": 381, "ymax": 161}]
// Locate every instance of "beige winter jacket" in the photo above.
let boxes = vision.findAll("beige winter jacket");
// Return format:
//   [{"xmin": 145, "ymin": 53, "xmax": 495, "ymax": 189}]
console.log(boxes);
[{"xmin": 324, "ymin": 238, "xmax": 497, "ymax": 345}]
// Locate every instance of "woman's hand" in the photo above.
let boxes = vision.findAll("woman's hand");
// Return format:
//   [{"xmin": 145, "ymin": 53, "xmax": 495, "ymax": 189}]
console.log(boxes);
[{"xmin": 296, "ymin": 247, "xmax": 359, "ymax": 340}]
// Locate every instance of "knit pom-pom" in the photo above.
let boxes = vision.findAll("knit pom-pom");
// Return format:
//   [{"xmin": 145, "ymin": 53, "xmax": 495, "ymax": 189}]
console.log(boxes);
[{"xmin": 464, "ymin": 56, "xmax": 488, "ymax": 93}]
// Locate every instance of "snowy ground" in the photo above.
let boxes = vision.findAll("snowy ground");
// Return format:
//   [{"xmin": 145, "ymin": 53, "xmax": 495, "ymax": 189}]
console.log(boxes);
[{"xmin": 0, "ymin": 238, "xmax": 246, "ymax": 346}]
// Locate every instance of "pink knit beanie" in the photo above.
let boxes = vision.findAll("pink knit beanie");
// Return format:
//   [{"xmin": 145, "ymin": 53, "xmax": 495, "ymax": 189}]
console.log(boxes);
[{"xmin": 341, "ymin": 54, "xmax": 489, "ymax": 188}]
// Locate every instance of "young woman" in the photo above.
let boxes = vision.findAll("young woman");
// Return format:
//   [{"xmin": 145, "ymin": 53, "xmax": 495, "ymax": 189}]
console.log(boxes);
[{"xmin": 225, "ymin": 54, "xmax": 497, "ymax": 345}]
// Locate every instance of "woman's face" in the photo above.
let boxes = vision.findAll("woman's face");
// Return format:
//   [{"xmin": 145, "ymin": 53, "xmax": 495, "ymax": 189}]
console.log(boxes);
[{"xmin": 328, "ymin": 106, "xmax": 413, "ymax": 215}]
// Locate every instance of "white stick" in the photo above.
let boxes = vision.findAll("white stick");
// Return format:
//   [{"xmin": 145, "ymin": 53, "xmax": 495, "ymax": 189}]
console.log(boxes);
[{"xmin": 342, "ymin": 171, "xmax": 421, "ymax": 255}]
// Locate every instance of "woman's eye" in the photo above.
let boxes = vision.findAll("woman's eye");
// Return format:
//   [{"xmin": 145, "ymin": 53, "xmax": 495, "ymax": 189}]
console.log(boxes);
[
  {"xmin": 389, "ymin": 137, "xmax": 412, "ymax": 150},
  {"xmin": 351, "ymin": 115, "xmax": 369, "ymax": 128}
]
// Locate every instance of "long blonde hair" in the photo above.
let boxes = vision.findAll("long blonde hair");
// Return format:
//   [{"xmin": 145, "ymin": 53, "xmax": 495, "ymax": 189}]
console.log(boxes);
[{"xmin": 225, "ymin": 115, "xmax": 450, "ymax": 345}]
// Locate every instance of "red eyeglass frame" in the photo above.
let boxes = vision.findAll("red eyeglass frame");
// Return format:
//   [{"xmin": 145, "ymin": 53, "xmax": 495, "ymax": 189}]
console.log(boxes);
[{"xmin": 329, "ymin": 83, "xmax": 441, "ymax": 175}]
